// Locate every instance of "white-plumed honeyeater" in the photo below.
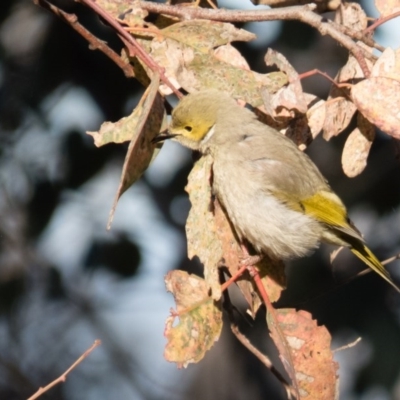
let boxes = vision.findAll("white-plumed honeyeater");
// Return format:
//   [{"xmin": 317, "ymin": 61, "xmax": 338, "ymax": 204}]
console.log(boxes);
[{"xmin": 155, "ymin": 89, "xmax": 399, "ymax": 292}]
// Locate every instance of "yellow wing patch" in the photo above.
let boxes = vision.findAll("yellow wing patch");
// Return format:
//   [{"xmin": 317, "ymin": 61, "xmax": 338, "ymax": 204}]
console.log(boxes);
[
  {"xmin": 299, "ymin": 190, "xmax": 363, "ymax": 241},
  {"xmin": 300, "ymin": 191, "xmax": 348, "ymax": 228}
]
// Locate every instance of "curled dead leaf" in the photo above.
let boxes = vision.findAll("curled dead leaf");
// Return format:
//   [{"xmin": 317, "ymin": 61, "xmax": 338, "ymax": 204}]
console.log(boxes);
[
  {"xmin": 103, "ymin": 76, "xmax": 165, "ymax": 229},
  {"xmin": 264, "ymin": 49, "xmax": 308, "ymax": 116}
]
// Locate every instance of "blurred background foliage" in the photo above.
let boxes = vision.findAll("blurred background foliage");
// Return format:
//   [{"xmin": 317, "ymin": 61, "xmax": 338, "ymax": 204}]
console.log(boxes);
[{"xmin": 0, "ymin": 0, "xmax": 400, "ymax": 399}]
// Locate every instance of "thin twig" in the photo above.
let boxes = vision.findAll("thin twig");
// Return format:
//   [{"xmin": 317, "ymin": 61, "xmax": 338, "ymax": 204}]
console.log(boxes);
[
  {"xmin": 230, "ymin": 324, "xmax": 294, "ymax": 398},
  {"xmin": 220, "ymin": 264, "xmax": 248, "ymax": 292},
  {"xmin": 294, "ymin": 252, "xmax": 400, "ymax": 307},
  {"xmin": 354, "ymin": 252, "xmax": 400, "ymax": 280},
  {"xmin": 328, "ymin": 19, "xmax": 385, "ymax": 53},
  {"xmin": 364, "ymin": 10, "xmax": 400, "ymax": 34},
  {"xmin": 139, "ymin": 1, "xmax": 374, "ymax": 76},
  {"xmin": 382, "ymin": 252, "xmax": 400, "ymax": 266},
  {"xmin": 28, "ymin": 340, "xmax": 101, "ymax": 400},
  {"xmin": 252, "ymin": 0, "xmax": 340, "ymax": 13},
  {"xmin": 33, "ymin": 0, "xmax": 135, "ymax": 78},
  {"xmin": 76, "ymin": 0, "xmax": 182, "ymax": 97},
  {"xmin": 221, "ymin": 268, "xmax": 293, "ymax": 398},
  {"xmin": 333, "ymin": 337, "xmax": 362, "ymax": 353}
]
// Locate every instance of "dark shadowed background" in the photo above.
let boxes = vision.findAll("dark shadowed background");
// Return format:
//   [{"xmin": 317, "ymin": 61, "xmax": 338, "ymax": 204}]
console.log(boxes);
[{"xmin": 1, "ymin": 0, "xmax": 400, "ymax": 399}]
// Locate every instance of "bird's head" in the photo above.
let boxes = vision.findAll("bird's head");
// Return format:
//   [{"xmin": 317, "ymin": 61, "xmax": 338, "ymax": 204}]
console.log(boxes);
[{"xmin": 154, "ymin": 89, "xmax": 235, "ymax": 151}]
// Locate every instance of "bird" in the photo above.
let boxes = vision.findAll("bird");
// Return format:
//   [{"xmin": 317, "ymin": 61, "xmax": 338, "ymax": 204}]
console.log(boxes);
[{"xmin": 154, "ymin": 89, "xmax": 399, "ymax": 292}]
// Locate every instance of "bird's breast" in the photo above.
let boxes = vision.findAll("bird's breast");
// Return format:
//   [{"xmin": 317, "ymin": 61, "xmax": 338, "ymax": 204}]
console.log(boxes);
[{"xmin": 211, "ymin": 154, "xmax": 325, "ymax": 260}]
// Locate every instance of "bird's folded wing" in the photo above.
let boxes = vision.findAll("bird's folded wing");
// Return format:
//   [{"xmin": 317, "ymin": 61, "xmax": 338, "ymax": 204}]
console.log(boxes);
[{"xmin": 300, "ymin": 191, "xmax": 364, "ymax": 242}]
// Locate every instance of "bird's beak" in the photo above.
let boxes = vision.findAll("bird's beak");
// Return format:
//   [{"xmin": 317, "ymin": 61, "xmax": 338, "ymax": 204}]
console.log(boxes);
[{"xmin": 152, "ymin": 130, "xmax": 179, "ymax": 144}]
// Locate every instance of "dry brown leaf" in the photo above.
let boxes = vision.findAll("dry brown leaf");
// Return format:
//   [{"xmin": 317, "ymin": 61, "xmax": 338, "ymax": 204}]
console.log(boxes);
[
  {"xmin": 305, "ymin": 94, "xmax": 326, "ymax": 140},
  {"xmin": 352, "ymin": 77, "xmax": 400, "ymax": 140},
  {"xmin": 264, "ymin": 49, "xmax": 308, "ymax": 116},
  {"xmin": 285, "ymin": 116, "xmax": 313, "ymax": 150},
  {"xmin": 371, "ymin": 47, "xmax": 400, "ymax": 82},
  {"xmin": 323, "ymin": 96, "xmax": 356, "ymax": 140},
  {"xmin": 375, "ymin": 0, "xmax": 400, "ymax": 17},
  {"xmin": 164, "ymin": 270, "xmax": 223, "ymax": 368},
  {"xmin": 87, "ymin": 101, "xmax": 154, "ymax": 147},
  {"xmin": 256, "ymin": 257, "xmax": 286, "ymax": 311},
  {"xmin": 342, "ymin": 114, "xmax": 375, "ymax": 177},
  {"xmin": 323, "ymin": 41, "xmax": 373, "ymax": 140},
  {"xmin": 267, "ymin": 309, "xmax": 338, "ymax": 400},
  {"xmin": 334, "ymin": 2, "xmax": 368, "ymax": 30},
  {"xmin": 186, "ymin": 155, "xmax": 223, "ymax": 300},
  {"xmin": 104, "ymin": 75, "xmax": 165, "ymax": 229}
]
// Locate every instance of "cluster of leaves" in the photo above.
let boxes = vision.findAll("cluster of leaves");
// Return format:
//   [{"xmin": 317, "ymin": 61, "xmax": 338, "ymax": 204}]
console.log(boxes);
[{"xmin": 37, "ymin": 0, "xmax": 400, "ymax": 398}]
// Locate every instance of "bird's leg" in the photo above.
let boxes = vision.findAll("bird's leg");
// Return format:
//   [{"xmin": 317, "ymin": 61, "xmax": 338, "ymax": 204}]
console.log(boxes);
[
  {"xmin": 220, "ymin": 244, "xmax": 264, "ymax": 291},
  {"xmin": 239, "ymin": 244, "xmax": 274, "ymax": 308},
  {"xmin": 239, "ymin": 244, "xmax": 264, "ymax": 266},
  {"xmin": 220, "ymin": 264, "xmax": 248, "ymax": 292}
]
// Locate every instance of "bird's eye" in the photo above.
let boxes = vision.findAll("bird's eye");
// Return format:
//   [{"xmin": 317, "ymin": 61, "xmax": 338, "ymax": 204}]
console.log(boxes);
[{"xmin": 184, "ymin": 126, "xmax": 192, "ymax": 132}]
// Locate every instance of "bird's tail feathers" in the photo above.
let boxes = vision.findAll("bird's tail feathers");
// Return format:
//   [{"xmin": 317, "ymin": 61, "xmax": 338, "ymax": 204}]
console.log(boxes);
[{"xmin": 350, "ymin": 243, "xmax": 400, "ymax": 292}]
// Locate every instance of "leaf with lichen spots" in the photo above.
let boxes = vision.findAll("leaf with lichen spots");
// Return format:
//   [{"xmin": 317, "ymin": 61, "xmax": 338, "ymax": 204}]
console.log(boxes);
[
  {"xmin": 160, "ymin": 20, "xmax": 255, "ymax": 52},
  {"xmin": 186, "ymin": 155, "xmax": 223, "ymax": 300},
  {"xmin": 94, "ymin": 75, "xmax": 165, "ymax": 229},
  {"xmin": 352, "ymin": 77, "xmax": 400, "ymax": 140},
  {"xmin": 267, "ymin": 308, "xmax": 338, "ymax": 400},
  {"xmin": 342, "ymin": 113, "xmax": 375, "ymax": 177},
  {"xmin": 375, "ymin": 0, "xmax": 400, "ymax": 17},
  {"xmin": 140, "ymin": 20, "xmax": 287, "ymax": 104},
  {"xmin": 164, "ymin": 270, "xmax": 222, "ymax": 368},
  {"xmin": 184, "ymin": 52, "xmax": 285, "ymax": 107}
]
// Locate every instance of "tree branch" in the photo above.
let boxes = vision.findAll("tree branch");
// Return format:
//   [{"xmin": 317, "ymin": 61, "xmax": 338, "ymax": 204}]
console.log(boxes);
[
  {"xmin": 364, "ymin": 10, "xmax": 400, "ymax": 34},
  {"xmin": 28, "ymin": 340, "xmax": 101, "ymax": 400},
  {"xmin": 33, "ymin": 0, "xmax": 136, "ymax": 78},
  {"xmin": 139, "ymin": 1, "xmax": 374, "ymax": 76},
  {"xmin": 77, "ymin": 0, "xmax": 181, "ymax": 96},
  {"xmin": 230, "ymin": 324, "xmax": 295, "ymax": 399}
]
